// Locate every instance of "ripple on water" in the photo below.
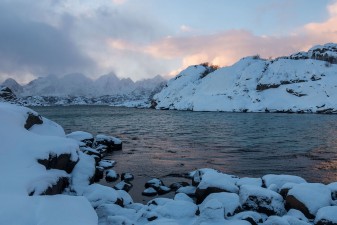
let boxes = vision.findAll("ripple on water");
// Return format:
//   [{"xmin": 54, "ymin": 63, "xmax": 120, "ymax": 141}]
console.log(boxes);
[{"xmin": 33, "ymin": 106, "xmax": 337, "ymax": 184}]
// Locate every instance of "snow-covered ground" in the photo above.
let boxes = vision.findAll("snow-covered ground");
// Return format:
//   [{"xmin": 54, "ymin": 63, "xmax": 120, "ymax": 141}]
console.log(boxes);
[
  {"xmin": 153, "ymin": 43, "xmax": 337, "ymax": 113},
  {"xmin": 1, "ymin": 102, "xmax": 337, "ymax": 225}
]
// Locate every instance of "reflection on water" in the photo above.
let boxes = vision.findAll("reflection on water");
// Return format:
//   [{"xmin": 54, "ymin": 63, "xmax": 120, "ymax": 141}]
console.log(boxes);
[{"xmin": 33, "ymin": 106, "xmax": 337, "ymax": 183}]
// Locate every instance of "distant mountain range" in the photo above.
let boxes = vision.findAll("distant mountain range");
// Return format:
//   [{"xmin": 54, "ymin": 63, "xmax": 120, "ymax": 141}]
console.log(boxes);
[
  {"xmin": 152, "ymin": 43, "xmax": 337, "ymax": 113},
  {"xmin": 0, "ymin": 73, "xmax": 166, "ymax": 106}
]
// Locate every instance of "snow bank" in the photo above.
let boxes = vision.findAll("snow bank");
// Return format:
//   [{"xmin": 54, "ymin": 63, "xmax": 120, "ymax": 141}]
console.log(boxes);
[{"xmin": 0, "ymin": 103, "xmax": 97, "ymax": 225}]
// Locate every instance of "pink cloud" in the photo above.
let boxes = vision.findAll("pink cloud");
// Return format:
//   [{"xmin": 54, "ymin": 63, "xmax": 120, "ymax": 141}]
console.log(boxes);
[{"xmin": 104, "ymin": 1, "xmax": 337, "ymax": 78}]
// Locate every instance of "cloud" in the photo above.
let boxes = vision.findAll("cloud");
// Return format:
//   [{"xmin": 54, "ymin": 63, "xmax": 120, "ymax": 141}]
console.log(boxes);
[{"xmin": 0, "ymin": 0, "xmax": 96, "ymax": 81}]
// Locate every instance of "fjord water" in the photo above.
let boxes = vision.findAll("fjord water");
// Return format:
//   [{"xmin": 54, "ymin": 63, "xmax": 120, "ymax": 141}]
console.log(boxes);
[{"xmin": 33, "ymin": 106, "xmax": 337, "ymax": 183}]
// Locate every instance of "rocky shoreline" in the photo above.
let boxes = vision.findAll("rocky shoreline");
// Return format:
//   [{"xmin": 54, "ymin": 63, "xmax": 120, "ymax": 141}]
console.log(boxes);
[{"xmin": 0, "ymin": 103, "xmax": 337, "ymax": 225}]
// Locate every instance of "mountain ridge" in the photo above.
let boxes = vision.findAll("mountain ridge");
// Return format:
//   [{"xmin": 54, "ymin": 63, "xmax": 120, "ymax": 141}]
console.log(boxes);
[{"xmin": 152, "ymin": 43, "xmax": 337, "ymax": 113}]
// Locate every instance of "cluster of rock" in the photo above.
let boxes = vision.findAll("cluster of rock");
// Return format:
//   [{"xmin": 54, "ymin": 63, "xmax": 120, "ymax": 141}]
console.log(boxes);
[
  {"xmin": 94, "ymin": 168, "xmax": 337, "ymax": 225},
  {"xmin": 289, "ymin": 43, "xmax": 337, "ymax": 64},
  {"xmin": 0, "ymin": 86, "xmax": 18, "ymax": 104}
]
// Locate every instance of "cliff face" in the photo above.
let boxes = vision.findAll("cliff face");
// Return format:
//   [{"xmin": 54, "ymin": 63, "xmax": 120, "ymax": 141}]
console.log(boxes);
[{"xmin": 153, "ymin": 43, "xmax": 337, "ymax": 113}]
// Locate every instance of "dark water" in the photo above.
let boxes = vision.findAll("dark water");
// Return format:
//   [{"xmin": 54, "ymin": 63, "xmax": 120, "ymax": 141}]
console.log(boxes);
[{"xmin": 33, "ymin": 106, "xmax": 337, "ymax": 184}]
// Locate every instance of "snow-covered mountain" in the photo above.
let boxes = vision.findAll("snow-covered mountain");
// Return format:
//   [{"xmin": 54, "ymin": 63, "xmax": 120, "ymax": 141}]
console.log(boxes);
[
  {"xmin": 152, "ymin": 43, "xmax": 337, "ymax": 113},
  {"xmin": 1, "ymin": 73, "xmax": 166, "ymax": 106}
]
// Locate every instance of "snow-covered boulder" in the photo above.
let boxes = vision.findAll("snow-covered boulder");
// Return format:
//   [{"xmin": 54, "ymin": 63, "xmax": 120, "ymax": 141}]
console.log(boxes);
[
  {"xmin": 199, "ymin": 192, "xmax": 241, "ymax": 217},
  {"xmin": 262, "ymin": 174, "xmax": 307, "ymax": 192},
  {"xmin": 105, "ymin": 169, "xmax": 119, "ymax": 182},
  {"xmin": 0, "ymin": 103, "xmax": 97, "ymax": 225},
  {"xmin": 67, "ymin": 131, "xmax": 94, "ymax": 147},
  {"xmin": 239, "ymin": 185, "xmax": 286, "ymax": 216},
  {"xmin": 191, "ymin": 169, "xmax": 239, "ymax": 203},
  {"xmin": 263, "ymin": 215, "xmax": 311, "ymax": 225},
  {"xmin": 314, "ymin": 206, "xmax": 337, "ymax": 225},
  {"xmin": 328, "ymin": 182, "xmax": 337, "ymax": 201},
  {"xmin": 94, "ymin": 134, "xmax": 122, "ymax": 151},
  {"xmin": 286, "ymin": 183, "xmax": 332, "ymax": 218},
  {"xmin": 143, "ymin": 187, "xmax": 158, "ymax": 197},
  {"xmin": 121, "ymin": 172, "xmax": 134, "ymax": 182}
]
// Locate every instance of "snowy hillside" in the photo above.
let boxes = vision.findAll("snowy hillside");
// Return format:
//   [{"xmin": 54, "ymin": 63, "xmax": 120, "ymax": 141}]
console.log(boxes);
[
  {"xmin": 153, "ymin": 43, "xmax": 337, "ymax": 113},
  {"xmin": 1, "ymin": 73, "xmax": 166, "ymax": 106}
]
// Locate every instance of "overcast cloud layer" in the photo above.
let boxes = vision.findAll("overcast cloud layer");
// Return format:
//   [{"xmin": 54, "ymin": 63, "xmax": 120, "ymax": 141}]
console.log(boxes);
[{"xmin": 0, "ymin": 0, "xmax": 336, "ymax": 83}]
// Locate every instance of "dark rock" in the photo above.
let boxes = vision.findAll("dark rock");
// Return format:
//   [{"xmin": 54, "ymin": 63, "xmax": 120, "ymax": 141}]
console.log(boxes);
[
  {"xmin": 256, "ymin": 83, "xmax": 280, "ymax": 91},
  {"xmin": 192, "ymin": 170, "xmax": 203, "ymax": 186},
  {"xmin": 114, "ymin": 181, "xmax": 133, "ymax": 192},
  {"xmin": 157, "ymin": 186, "xmax": 171, "ymax": 195},
  {"xmin": 121, "ymin": 172, "xmax": 134, "ymax": 182},
  {"xmin": 105, "ymin": 170, "xmax": 119, "ymax": 182},
  {"xmin": 150, "ymin": 99, "xmax": 157, "ymax": 109},
  {"xmin": 142, "ymin": 187, "xmax": 158, "ymax": 196},
  {"xmin": 37, "ymin": 153, "xmax": 77, "ymax": 174},
  {"xmin": 195, "ymin": 187, "xmax": 230, "ymax": 204},
  {"xmin": 315, "ymin": 206, "xmax": 337, "ymax": 225},
  {"xmin": 79, "ymin": 146, "xmax": 102, "ymax": 158},
  {"xmin": 243, "ymin": 217, "xmax": 259, "ymax": 225},
  {"xmin": 145, "ymin": 178, "xmax": 164, "ymax": 190},
  {"xmin": 240, "ymin": 185, "xmax": 286, "ymax": 216},
  {"xmin": 169, "ymin": 182, "xmax": 190, "ymax": 191},
  {"xmin": 94, "ymin": 135, "xmax": 122, "ymax": 152},
  {"xmin": 24, "ymin": 112, "xmax": 43, "ymax": 130},
  {"xmin": 286, "ymin": 195, "xmax": 314, "ymax": 219},
  {"xmin": 0, "ymin": 86, "xmax": 17, "ymax": 103},
  {"xmin": 147, "ymin": 216, "xmax": 158, "ymax": 221},
  {"xmin": 92, "ymin": 166, "xmax": 104, "ymax": 183},
  {"xmin": 29, "ymin": 176, "xmax": 69, "ymax": 196},
  {"xmin": 286, "ymin": 88, "xmax": 307, "ymax": 97}
]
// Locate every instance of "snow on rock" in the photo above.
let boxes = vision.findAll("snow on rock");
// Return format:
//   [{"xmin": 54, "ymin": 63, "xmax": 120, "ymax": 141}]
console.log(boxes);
[
  {"xmin": 191, "ymin": 169, "xmax": 239, "ymax": 203},
  {"xmin": 105, "ymin": 169, "xmax": 119, "ymax": 182},
  {"xmin": 176, "ymin": 186, "xmax": 196, "ymax": 196},
  {"xmin": 67, "ymin": 131, "xmax": 94, "ymax": 147},
  {"xmin": 286, "ymin": 183, "xmax": 332, "ymax": 218},
  {"xmin": 314, "ymin": 206, "xmax": 337, "ymax": 225},
  {"xmin": 263, "ymin": 215, "xmax": 311, "ymax": 225},
  {"xmin": 142, "ymin": 187, "xmax": 158, "ymax": 197},
  {"xmin": 328, "ymin": 182, "xmax": 337, "ymax": 201},
  {"xmin": 199, "ymin": 192, "xmax": 241, "ymax": 217},
  {"xmin": 174, "ymin": 193, "xmax": 194, "ymax": 203},
  {"xmin": 231, "ymin": 211, "xmax": 265, "ymax": 224},
  {"xmin": 0, "ymin": 103, "xmax": 97, "ymax": 225},
  {"xmin": 147, "ymin": 198, "xmax": 198, "ymax": 220},
  {"xmin": 94, "ymin": 134, "xmax": 123, "ymax": 151},
  {"xmin": 99, "ymin": 159, "xmax": 117, "ymax": 169},
  {"xmin": 121, "ymin": 172, "xmax": 135, "ymax": 182},
  {"xmin": 114, "ymin": 181, "xmax": 133, "ymax": 192},
  {"xmin": 239, "ymin": 184, "xmax": 286, "ymax": 216},
  {"xmin": 262, "ymin": 174, "xmax": 307, "ymax": 192},
  {"xmin": 153, "ymin": 43, "xmax": 337, "ymax": 113},
  {"xmin": 236, "ymin": 177, "xmax": 263, "ymax": 187}
]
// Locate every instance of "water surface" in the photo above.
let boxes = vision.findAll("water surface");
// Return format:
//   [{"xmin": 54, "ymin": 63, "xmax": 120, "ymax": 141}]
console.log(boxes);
[{"xmin": 33, "ymin": 106, "xmax": 337, "ymax": 184}]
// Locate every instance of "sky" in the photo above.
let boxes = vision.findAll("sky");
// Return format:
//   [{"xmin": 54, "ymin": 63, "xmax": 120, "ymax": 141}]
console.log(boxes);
[{"xmin": 0, "ymin": 0, "xmax": 337, "ymax": 84}]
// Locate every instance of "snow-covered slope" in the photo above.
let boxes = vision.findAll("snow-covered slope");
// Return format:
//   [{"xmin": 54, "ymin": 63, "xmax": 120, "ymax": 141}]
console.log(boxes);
[
  {"xmin": 153, "ymin": 43, "xmax": 337, "ymax": 113},
  {"xmin": 0, "ymin": 103, "xmax": 97, "ymax": 225}
]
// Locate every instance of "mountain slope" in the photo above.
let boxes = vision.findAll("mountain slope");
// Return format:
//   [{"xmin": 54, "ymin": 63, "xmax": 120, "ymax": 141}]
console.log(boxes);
[
  {"xmin": 153, "ymin": 43, "xmax": 337, "ymax": 113},
  {"xmin": 1, "ymin": 74, "xmax": 166, "ymax": 106}
]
